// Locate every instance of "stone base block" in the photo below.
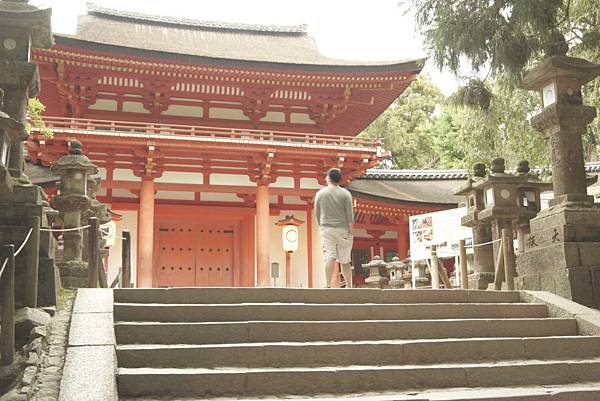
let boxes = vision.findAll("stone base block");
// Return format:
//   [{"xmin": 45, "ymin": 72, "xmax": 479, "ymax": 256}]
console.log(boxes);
[
  {"xmin": 39, "ymin": 230, "xmax": 55, "ymax": 258},
  {"xmin": 468, "ymin": 272, "xmax": 495, "ymax": 290},
  {"xmin": 517, "ymin": 266, "xmax": 597, "ymax": 308},
  {"xmin": 0, "ymin": 183, "xmax": 42, "ymax": 204},
  {"xmin": 59, "ymin": 261, "xmax": 90, "ymax": 288},
  {"xmin": 14, "ymin": 256, "xmax": 60, "ymax": 307},
  {"xmin": 365, "ymin": 276, "xmax": 389, "ymax": 289},
  {"xmin": 530, "ymin": 202, "xmax": 600, "ymax": 233}
]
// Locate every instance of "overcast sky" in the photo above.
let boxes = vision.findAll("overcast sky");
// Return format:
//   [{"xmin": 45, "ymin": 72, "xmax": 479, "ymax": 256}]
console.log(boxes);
[{"xmin": 33, "ymin": 0, "xmax": 462, "ymax": 95}]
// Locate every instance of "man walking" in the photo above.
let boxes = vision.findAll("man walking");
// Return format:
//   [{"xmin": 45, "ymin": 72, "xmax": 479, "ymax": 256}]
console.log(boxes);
[{"xmin": 314, "ymin": 168, "xmax": 354, "ymax": 288}]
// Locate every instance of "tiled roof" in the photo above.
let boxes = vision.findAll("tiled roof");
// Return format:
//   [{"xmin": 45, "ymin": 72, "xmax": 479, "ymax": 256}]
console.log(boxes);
[
  {"xmin": 86, "ymin": 3, "xmax": 307, "ymax": 34},
  {"xmin": 363, "ymin": 169, "xmax": 469, "ymax": 180},
  {"xmin": 56, "ymin": 3, "xmax": 424, "ymax": 69}
]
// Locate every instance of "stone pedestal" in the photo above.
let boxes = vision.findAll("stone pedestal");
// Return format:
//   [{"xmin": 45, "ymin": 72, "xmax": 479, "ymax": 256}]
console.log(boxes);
[
  {"xmin": 517, "ymin": 199, "xmax": 600, "ymax": 307},
  {"xmin": 469, "ymin": 224, "xmax": 495, "ymax": 289}
]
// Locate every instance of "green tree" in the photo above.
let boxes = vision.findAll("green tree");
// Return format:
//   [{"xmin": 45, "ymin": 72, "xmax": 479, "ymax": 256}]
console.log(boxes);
[
  {"xmin": 361, "ymin": 74, "xmax": 443, "ymax": 168},
  {"xmin": 27, "ymin": 98, "xmax": 52, "ymax": 138},
  {"xmin": 406, "ymin": 0, "xmax": 600, "ymax": 164}
]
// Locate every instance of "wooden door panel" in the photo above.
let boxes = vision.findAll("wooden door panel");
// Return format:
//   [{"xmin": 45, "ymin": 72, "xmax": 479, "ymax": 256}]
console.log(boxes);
[
  {"xmin": 196, "ymin": 224, "xmax": 234, "ymax": 287},
  {"xmin": 156, "ymin": 223, "xmax": 196, "ymax": 287}
]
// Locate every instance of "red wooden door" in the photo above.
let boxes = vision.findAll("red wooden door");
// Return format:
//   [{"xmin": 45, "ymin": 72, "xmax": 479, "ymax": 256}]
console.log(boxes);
[
  {"xmin": 156, "ymin": 223, "xmax": 196, "ymax": 287},
  {"xmin": 196, "ymin": 224, "xmax": 234, "ymax": 287}
]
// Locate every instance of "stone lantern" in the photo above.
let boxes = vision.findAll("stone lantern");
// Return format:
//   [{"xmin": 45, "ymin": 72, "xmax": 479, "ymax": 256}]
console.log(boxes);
[
  {"xmin": 0, "ymin": 88, "xmax": 25, "ymax": 193},
  {"xmin": 513, "ymin": 161, "xmax": 552, "ymax": 254},
  {"xmin": 518, "ymin": 43, "xmax": 600, "ymax": 307},
  {"xmin": 363, "ymin": 255, "xmax": 389, "ymax": 289},
  {"xmin": 386, "ymin": 256, "xmax": 406, "ymax": 288},
  {"xmin": 51, "ymin": 141, "xmax": 98, "ymax": 287},
  {"xmin": 454, "ymin": 162, "xmax": 495, "ymax": 289},
  {"xmin": 0, "ymin": 0, "xmax": 52, "ymax": 181}
]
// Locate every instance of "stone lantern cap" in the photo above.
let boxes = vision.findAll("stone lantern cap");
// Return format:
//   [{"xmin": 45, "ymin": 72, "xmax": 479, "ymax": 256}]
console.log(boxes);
[
  {"xmin": 521, "ymin": 55, "xmax": 600, "ymax": 90},
  {"xmin": 0, "ymin": 0, "xmax": 53, "ymax": 49},
  {"xmin": 362, "ymin": 255, "xmax": 387, "ymax": 269},
  {"xmin": 51, "ymin": 141, "xmax": 98, "ymax": 176},
  {"xmin": 386, "ymin": 256, "xmax": 405, "ymax": 271}
]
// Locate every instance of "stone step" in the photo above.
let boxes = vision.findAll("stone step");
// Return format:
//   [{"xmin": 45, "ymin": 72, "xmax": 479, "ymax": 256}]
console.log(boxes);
[
  {"xmin": 114, "ymin": 318, "xmax": 577, "ymax": 345},
  {"xmin": 117, "ymin": 382, "xmax": 600, "ymax": 400},
  {"xmin": 113, "ymin": 302, "xmax": 548, "ymax": 322},
  {"xmin": 116, "ymin": 358, "xmax": 600, "ymax": 397},
  {"xmin": 116, "ymin": 335, "xmax": 600, "ymax": 368},
  {"xmin": 113, "ymin": 288, "xmax": 521, "ymax": 305}
]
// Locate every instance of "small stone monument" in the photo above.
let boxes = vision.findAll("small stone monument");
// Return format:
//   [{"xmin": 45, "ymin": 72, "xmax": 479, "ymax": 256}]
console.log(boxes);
[
  {"xmin": 51, "ymin": 141, "xmax": 98, "ymax": 287},
  {"xmin": 386, "ymin": 256, "xmax": 407, "ymax": 288},
  {"xmin": 518, "ymin": 40, "xmax": 600, "ymax": 307},
  {"xmin": 363, "ymin": 255, "xmax": 389, "ymax": 289}
]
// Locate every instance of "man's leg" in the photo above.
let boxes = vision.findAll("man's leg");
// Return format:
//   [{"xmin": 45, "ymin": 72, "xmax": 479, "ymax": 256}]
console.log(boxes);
[
  {"xmin": 325, "ymin": 258, "xmax": 336, "ymax": 288},
  {"xmin": 341, "ymin": 263, "xmax": 353, "ymax": 288}
]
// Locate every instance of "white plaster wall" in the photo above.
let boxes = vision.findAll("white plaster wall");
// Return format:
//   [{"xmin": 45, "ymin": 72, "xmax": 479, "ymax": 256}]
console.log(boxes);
[
  {"xmin": 162, "ymin": 104, "xmax": 203, "ymax": 117},
  {"xmin": 122, "ymin": 101, "xmax": 149, "ymax": 114},
  {"xmin": 155, "ymin": 191, "xmax": 195, "ymax": 201},
  {"xmin": 283, "ymin": 196, "xmax": 306, "ymax": 205},
  {"xmin": 210, "ymin": 174, "xmax": 253, "ymax": 186},
  {"xmin": 300, "ymin": 178, "xmax": 322, "ymax": 189},
  {"xmin": 97, "ymin": 167, "xmax": 107, "ymax": 180},
  {"xmin": 201, "ymin": 193, "xmax": 243, "ymax": 202},
  {"xmin": 111, "ymin": 189, "xmax": 137, "ymax": 199},
  {"xmin": 272, "ymin": 176, "xmax": 294, "ymax": 188},
  {"xmin": 155, "ymin": 172, "xmax": 203, "ymax": 184},
  {"xmin": 113, "ymin": 169, "xmax": 140, "ymax": 182},
  {"xmin": 267, "ymin": 210, "xmax": 309, "ymax": 288},
  {"xmin": 209, "ymin": 107, "xmax": 249, "ymax": 121},
  {"xmin": 88, "ymin": 99, "xmax": 117, "ymax": 111},
  {"xmin": 106, "ymin": 210, "xmax": 138, "ymax": 287}
]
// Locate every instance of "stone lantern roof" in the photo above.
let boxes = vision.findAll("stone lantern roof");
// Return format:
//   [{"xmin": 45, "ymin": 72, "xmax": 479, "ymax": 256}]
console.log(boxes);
[
  {"xmin": 50, "ymin": 141, "xmax": 98, "ymax": 176},
  {"xmin": 0, "ymin": 0, "xmax": 53, "ymax": 49},
  {"xmin": 522, "ymin": 55, "xmax": 600, "ymax": 90}
]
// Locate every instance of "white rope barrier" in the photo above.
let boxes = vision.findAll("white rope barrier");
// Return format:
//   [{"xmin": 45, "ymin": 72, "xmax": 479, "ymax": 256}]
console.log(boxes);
[
  {"xmin": 0, "ymin": 257, "xmax": 7, "ymax": 280},
  {"xmin": 0, "ymin": 227, "xmax": 33, "ymax": 279},
  {"xmin": 465, "ymin": 238, "xmax": 502, "ymax": 248},
  {"xmin": 40, "ymin": 225, "xmax": 91, "ymax": 233},
  {"xmin": 14, "ymin": 228, "xmax": 33, "ymax": 257}
]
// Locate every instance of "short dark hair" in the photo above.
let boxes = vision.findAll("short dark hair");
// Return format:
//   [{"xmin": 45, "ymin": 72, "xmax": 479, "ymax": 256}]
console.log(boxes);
[{"xmin": 327, "ymin": 168, "xmax": 342, "ymax": 183}]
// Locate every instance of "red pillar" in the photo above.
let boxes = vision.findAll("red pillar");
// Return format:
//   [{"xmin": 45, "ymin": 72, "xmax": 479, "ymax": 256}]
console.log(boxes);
[
  {"xmin": 137, "ymin": 178, "xmax": 155, "ymax": 288},
  {"xmin": 256, "ymin": 183, "xmax": 270, "ymax": 286},
  {"xmin": 397, "ymin": 224, "xmax": 409, "ymax": 259}
]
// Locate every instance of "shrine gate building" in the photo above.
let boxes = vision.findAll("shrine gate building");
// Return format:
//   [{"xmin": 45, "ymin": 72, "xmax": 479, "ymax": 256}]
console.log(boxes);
[{"xmin": 28, "ymin": 4, "xmax": 452, "ymax": 288}]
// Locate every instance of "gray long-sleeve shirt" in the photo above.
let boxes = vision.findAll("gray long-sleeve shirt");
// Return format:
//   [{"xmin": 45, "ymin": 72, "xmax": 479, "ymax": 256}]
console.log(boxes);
[{"xmin": 314, "ymin": 185, "xmax": 355, "ymax": 229}]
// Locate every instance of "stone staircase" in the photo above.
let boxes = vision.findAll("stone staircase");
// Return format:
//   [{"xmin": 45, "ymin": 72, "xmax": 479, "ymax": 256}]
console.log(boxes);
[{"xmin": 113, "ymin": 288, "xmax": 600, "ymax": 400}]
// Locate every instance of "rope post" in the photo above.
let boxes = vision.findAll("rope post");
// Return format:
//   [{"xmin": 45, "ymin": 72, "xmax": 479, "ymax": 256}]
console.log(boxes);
[
  {"xmin": 459, "ymin": 239, "xmax": 469, "ymax": 289},
  {"xmin": 430, "ymin": 245, "xmax": 440, "ymax": 289},
  {"xmin": 25, "ymin": 216, "xmax": 41, "ymax": 308},
  {"xmin": 88, "ymin": 217, "xmax": 99, "ymax": 288},
  {"xmin": 122, "ymin": 230, "xmax": 131, "ymax": 288},
  {"xmin": 1, "ymin": 245, "xmax": 15, "ymax": 366},
  {"xmin": 502, "ymin": 228, "xmax": 516, "ymax": 291},
  {"xmin": 98, "ymin": 254, "xmax": 109, "ymax": 288},
  {"xmin": 493, "ymin": 238, "xmax": 505, "ymax": 290}
]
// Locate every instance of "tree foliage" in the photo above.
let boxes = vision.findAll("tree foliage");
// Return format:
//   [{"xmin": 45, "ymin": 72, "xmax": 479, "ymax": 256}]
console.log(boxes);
[
  {"xmin": 26, "ymin": 98, "xmax": 52, "ymax": 138},
  {"xmin": 361, "ymin": 75, "xmax": 443, "ymax": 168}
]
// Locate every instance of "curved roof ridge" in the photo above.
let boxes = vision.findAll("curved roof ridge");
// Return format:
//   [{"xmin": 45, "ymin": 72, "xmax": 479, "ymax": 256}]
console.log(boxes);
[
  {"xmin": 364, "ymin": 168, "xmax": 469, "ymax": 180},
  {"xmin": 86, "ymin": 2, "xmax": 308, "ymax": 34}
]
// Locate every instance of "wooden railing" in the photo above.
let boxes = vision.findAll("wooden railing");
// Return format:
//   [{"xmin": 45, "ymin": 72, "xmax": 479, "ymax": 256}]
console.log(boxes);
[{"xmin": 38, "ymin": 116, "xmax": 382, "ymax": 149}]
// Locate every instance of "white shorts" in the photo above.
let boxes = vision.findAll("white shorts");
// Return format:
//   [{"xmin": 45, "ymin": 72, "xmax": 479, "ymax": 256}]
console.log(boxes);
[{"xmin": 320, "ymin": 227, "xmax": 353, "ymax": 264}]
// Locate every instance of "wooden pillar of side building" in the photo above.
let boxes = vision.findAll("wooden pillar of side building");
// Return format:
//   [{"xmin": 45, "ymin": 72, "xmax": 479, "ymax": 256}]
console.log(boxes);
[
  {"xmin": 256, "ymin": 183, "xmax": 270, "ymax": 286},
  {"xmin": 397, "ymin": 224, "xmax": 409, "ymax": 259},
  {"xmin": 137, "ymin": 177, "xmax": 155, "ymax": 288}
]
